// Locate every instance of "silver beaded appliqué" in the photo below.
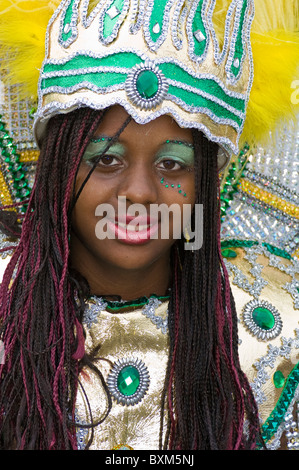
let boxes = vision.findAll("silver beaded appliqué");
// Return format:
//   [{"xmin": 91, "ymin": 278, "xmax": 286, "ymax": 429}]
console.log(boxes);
[
  {"xmin": 141, "ymin": 297, "xmax": 168, "ymax": 334},
  {"xmin": 82, "ymin": 296, "xmax": 108, "ymax": 328},
  {"xmin": 82, "ymin": 295, "xmax": 168, "ymax": 333}
]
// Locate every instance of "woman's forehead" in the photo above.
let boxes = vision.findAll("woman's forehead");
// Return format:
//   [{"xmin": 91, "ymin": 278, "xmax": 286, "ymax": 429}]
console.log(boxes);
[{"xmin": 93, "ymin": 105, "xmax": 193, "ymax": 144}]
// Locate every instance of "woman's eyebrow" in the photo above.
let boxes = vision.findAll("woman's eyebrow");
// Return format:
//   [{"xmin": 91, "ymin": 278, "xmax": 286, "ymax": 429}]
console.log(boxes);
[
  {"xmin": 162, "ymin": 139, "xmax": 194, "ymax": 148},
  {"xmin": 90, "ymin": 134, "xmax": 114, "ymax": 143}
]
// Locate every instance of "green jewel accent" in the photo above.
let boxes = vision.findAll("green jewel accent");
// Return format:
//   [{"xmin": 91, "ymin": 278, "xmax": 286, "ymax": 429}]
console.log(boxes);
[
  {"xmin": 168, "ymin": 84, "xmax": 242, "ymax": 126},
  {"xmin": 259, "ymin": 362, "xmax": 299, "ymax": 445},
  {"xmin": 262, "ymin": 243, "xmax": 291, "ymax": 260},
  {"xmin": 61, "ymin": 0, "xmax": 76, "ymax": 43},
  {"xmin": 160, "ymin": 179, "xmax": 187, "ymax": 197},
  {"xmin": 103, "ymin": 293, "xmax": 170, "ymax": 312},
  {"xmin": 42, "ymin": 70, "xmax": 126, "ymax": 90},
  {"xmin": 29, "ymin": 107, "xmax": 37, "ymax": 118},
  {"xmin": 136, "ymin": 70, "xmax": 159, "ymax": 99},
  {"xmin": 221, "ymin": 248, "xmax": 238, "ymax": 259},
  {"xmin": 148, "ymin": 0, "xmax": 168, "ymax": 43},
  {"xmin": 220, "ymin": 144, "xmax": 250, "ymax": 222},
  {"xmin": 117, "ymin": 366, "xmax": 140, "ymax": 396},
  {"xmin": 107, "ymin": 358, "xmax": 150, "ymax": 406},
  {"xmin": 43, "ymin": 52, "xmax": 141, "ymax": 74},
  {"xmin": 220, "ymin": 239, "xmax": 292, "ymax": 261},
  {"xmin": 273, "ymin": 370, "xmax": 285, "ymax": 389},
  {"xmin": 91, "ymin": 136, "xmax": 113, "ymax": 143},
  {"xmin": 103, "ymin": 0, "xmax": 125, "ymax": 40},
  {"xmin": 221, "ymin": 239, "xmax": 252, "ymax": 249},
  {"xmin": 0, "ymin": 114, "xmax": 31, "ymax": 212},
  {"xmin": 230, "ymin": 0, "xmax": 248, "ymax": 78},
  {"xmin": 191, "ymin": 0, "xmax": 207, "ymax": 57},
  {"xmin": 252, "ymin": 307, "xmax": 275, "ymax": 331},
  {"xmin": 159, "ymin": 62, "xmax": 245, "ymax": 112},
  {"xmin": 242, "ymin": 299, "xmax": 283, "ymax": 341}
]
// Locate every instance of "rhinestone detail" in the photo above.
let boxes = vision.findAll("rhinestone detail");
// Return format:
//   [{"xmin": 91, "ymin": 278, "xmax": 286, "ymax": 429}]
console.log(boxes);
[
  {"xmin": 242, "ymin": 299, "xmax": 283, "ymax": 341},
  {"xmin": 107, "ymin": 358, "xmax": 150, "ymax": 406},
  {"xmin": 125, "ymin": 61, "xmax": 168, "ymax": 110}
]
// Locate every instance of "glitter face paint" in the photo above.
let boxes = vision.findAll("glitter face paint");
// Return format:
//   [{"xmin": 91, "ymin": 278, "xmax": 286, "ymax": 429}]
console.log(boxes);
[{"xmin": 83, "ymin": 138, "xmax": 194, "ymax": 198}]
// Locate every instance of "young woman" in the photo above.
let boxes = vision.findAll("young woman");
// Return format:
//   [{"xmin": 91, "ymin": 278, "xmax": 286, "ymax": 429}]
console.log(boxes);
[{"xmin": 0, "ymin": 0, "xmax": 298, "ymax": 451}]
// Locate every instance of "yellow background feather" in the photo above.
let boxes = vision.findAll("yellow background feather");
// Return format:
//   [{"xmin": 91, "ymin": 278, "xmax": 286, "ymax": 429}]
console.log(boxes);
[
  {"xmin": 242, "ymin": 0, "xmax": 299, "ymax": 147},
  {"xmin": 0, "ymin": 1, "xmax": 60, "ymax": 100}
]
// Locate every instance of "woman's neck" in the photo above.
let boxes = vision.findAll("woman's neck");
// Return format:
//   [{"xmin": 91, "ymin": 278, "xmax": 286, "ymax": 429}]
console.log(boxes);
[
  {"xmin": 70, "ymin": 234, "xmax": 172, "ymax": 300},
  {"xmin": 87, "ymin": 262, "xmax": 171, "ymax": 300}
]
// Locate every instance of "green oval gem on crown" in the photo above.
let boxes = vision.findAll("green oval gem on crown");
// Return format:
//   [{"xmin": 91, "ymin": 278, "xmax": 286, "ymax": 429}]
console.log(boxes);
[
  {"xmin": 125, "ymin": 61, "xmax": 168, "ymax": 110},
  {"xmin": 136, "ymin": 70, "xmax": 159, "ymax": 99},
  {"xmin": 242, "ymin": 299, "xmax": 283, "ymax": 341}
]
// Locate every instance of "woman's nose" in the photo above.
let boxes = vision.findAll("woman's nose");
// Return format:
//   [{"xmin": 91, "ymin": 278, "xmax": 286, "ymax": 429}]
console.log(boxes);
[{"xmin": 117, "ymin": 162, "xmax": 158, "ymax": 206}]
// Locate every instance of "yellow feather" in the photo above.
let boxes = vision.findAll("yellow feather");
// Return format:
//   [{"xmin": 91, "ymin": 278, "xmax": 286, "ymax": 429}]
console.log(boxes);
[
  {"xmin": 243, "ymin": 0, "xmax": 299, "ymax": 147},
  {"xmin": 241, "ymin": 29, "xmax": 299, "ymax": 148},
  {"xmin": 214, "ymin": 0, "xmax": 299, "ymax": 148},
  {"xmin": 0, "ymin": 1, "xmax": 60, "ymax": 100}
]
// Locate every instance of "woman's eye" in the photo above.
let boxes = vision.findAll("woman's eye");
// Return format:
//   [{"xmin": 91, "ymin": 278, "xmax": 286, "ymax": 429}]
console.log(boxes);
[
  {"xmin": 90, "ymin": 154, "xmax": 121, "ymax": 167},
  {"xmin": 83, "ymin": 140, "xmax": 126, "ymax": 168},
  {"xmin": 99, "ymin": 155, "xmax": 119, "ymax": 166},
  {"xmin": 157, "ymin": 159, "xmax": 185, "ymax": 171}
]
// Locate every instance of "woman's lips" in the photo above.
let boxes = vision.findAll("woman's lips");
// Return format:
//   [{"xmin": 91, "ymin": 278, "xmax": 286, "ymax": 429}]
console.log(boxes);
[{"xmin": 106, "ymin": 215, "xmax": 159, "ymax": 244}]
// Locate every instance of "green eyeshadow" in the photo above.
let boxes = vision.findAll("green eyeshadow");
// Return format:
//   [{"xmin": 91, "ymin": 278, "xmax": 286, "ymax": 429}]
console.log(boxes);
[
  {"xmin": 156, "ymin": 140, "xmax": 195, "ymax": 167},
  {"xmin": 83, "ymin": 137, "xmax": 126, "ymax": 161}
]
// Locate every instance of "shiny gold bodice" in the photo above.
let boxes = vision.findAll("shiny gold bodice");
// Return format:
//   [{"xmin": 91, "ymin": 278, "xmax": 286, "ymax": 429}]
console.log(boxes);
[
  {"xmin": 76, "ymin": 299, "xmax": 169, "ymax": 450},
  {"xmin": 75, "ymin": 242, "xmax": 299, "ymax": 450}
]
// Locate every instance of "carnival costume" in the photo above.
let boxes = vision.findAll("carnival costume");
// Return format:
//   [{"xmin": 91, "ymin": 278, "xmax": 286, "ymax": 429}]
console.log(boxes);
[{"xmin": 0, "ymin": 0, "xmax": 298, "ymax": 450}]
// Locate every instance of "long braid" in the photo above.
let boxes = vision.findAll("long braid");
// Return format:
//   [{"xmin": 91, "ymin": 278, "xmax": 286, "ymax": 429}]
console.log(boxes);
[
  {"xmin": 160, "ymin": 130, "xmax": 261, "ymax": 450},
  {"xmin": 0, "ymin": 108, "xmax": 105, "ymax": 449}
]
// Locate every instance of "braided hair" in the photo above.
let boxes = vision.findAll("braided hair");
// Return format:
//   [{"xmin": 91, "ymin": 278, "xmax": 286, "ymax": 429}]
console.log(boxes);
[
  {"xmin": 0, "ymin": 107, "xmax": 261, "ymax": 449},
  {"xmin": 161, "ymin": 131, "xmax": 261, "ymax": 449}
]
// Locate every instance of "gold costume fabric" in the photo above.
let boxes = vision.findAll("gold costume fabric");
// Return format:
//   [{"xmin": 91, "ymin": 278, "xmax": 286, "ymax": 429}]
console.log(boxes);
[
  {"xmin": 75, "ymin": 242, "xmax": 299, "ymax": 450},
  {"xmin": 76, "ymin": 300, "xmax": 169, "ymax": 450}
]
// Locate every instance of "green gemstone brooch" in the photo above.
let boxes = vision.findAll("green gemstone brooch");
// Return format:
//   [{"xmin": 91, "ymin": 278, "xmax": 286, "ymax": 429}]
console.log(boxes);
[
  {"xmin": 242, "ymin": 299, "xmax": 283, "ymax": 341},
  {"xmin": 107, "ymin": 357, "xmax": 150, "ymax": 406}
]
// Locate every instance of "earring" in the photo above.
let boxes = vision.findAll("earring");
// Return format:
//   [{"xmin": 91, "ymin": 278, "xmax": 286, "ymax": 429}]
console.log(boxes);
[{"xmin": 183, "ymin": 223, "xmax": 192, "ymax": 243}]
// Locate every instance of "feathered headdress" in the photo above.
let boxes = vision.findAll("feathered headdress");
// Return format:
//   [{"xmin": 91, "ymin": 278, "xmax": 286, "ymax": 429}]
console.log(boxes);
[{"xmin": 0, "ymin": 0, "xmax": 298, "ymax": 155}]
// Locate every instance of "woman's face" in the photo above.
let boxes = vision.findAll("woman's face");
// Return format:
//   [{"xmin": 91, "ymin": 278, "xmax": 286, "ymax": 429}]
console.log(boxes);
[{"xmin": 71, "ymin": 105, "xmax": 196, "ymax": 275}]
